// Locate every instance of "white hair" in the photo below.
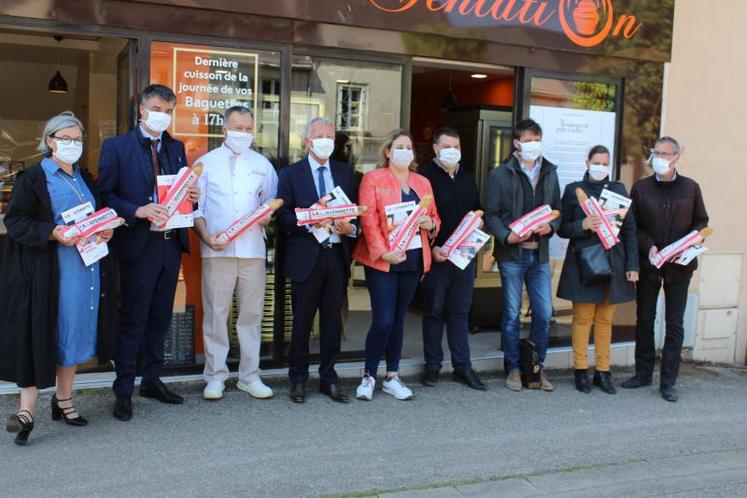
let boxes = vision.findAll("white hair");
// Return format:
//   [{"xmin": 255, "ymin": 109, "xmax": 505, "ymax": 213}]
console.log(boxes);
[
  {"xmin": 304, "ymin": 116, "xmax": 334, "ymax": 139},
  {"xmin": 38, "ymin": 111, "xmax": 84, "ymax": 154}
]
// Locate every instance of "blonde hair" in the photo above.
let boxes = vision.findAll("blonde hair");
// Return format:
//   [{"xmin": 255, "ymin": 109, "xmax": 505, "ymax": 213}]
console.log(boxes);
[{"xmin": 377, "ymin": 128, "xmax": 417, "ymax": 171}]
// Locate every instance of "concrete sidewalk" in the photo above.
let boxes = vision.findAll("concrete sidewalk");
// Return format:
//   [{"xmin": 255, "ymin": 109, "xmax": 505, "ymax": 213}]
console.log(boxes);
[
  {"xmin": 379, "ymin": 449, "xmax": 747, "ymax": 497},
  {"xmin": 1, "ymin": 363, "xmax": 746, "ymax": 497}
]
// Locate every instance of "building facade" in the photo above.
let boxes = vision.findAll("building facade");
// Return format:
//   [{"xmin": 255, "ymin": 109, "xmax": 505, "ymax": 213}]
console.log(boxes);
[{"xmin": 4, "ymin": 0, "xmax": 738, "ymax": 381}]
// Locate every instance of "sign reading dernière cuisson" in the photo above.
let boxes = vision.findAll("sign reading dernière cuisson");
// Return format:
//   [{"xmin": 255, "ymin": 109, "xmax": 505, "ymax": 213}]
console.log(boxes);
[{"xmin": 169, "ymin": 46, "xmax": 258, "ymax": 137}]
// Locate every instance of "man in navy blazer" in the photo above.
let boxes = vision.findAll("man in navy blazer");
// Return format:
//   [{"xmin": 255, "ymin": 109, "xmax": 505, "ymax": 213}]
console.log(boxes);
[
  {"xmin": 276, "ymin": 117, "xmax": 358, "ymax": 404},
  {"xmin": 98, "ymin": 84, "xmax": 199, "ymax": 421}
]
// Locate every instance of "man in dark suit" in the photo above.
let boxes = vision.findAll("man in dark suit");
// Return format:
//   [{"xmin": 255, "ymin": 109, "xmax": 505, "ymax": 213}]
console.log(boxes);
[
  {"xmin": 276, "ymin": 117, "xmax": 358, "ymax": 404},
  {"xmin": 98, "ymin": 84, "xmax": 199, "ymax": 421}
]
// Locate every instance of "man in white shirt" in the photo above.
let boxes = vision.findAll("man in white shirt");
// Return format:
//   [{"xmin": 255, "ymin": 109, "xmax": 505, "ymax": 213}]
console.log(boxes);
[{"xmin": 193, "ymin": 105, "xmax": 278, "ymax": 400}]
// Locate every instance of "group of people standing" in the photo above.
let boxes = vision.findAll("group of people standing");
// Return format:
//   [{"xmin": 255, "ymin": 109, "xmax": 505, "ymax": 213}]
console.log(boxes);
[{"xmin": 0, "ymin": 83, "xmax": 708, "ymax": 446}]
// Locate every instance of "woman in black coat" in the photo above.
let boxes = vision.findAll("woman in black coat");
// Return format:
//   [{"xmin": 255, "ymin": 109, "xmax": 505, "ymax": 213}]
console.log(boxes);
[
  {"xmin": 0, "ymin": 112, "xmax": 118, "ymax": 446},
  {"xmin": 557, "ymin": 145, "xmax": 639, "ymax": 394}
]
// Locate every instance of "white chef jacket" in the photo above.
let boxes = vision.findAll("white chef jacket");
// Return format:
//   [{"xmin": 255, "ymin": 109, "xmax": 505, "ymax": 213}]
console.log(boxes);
[{"xmin": 194, "ymin": 143, "xmax": 278, "ymax": 259}]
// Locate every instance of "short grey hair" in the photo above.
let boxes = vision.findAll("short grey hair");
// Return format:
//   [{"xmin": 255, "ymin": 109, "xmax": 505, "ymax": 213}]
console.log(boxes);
[
  {"xmin": 655, "ymin": 136, "xmax": 681, "ymax": 154},
  {"xmin": 304, "ymin": 116, "xmax": 334, "ymax": 139},
  {"xmin": 224, "ymin": 104, "xmax": 254, "ymax": 123},
  {"xmin": 37, "ymin": 111, "xmax": 84, "ymax": 154}
]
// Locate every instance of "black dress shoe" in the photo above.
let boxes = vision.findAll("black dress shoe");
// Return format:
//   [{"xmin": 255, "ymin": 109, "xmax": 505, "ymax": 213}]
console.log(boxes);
[
  {"xmin": 421, "ymin": 370, "xmax": 439, "ymax": 387},
  {"xmin": 51, "ymin": 395, "xmax": 88, "ymax": 427},
  {"xmin": 593, "ymin": 370, "xmax": 617, "ymax": 395},
  {"xmin": 6, "ymin": 411, "xmax": 34, "ymax": 446},
  {"xmin": 140, "ymin": 380, "xmax": 184, "ymax": 405},
  {"xmin": 620, "ymin": 375, "xmax": 652, "ymax": 389},
  {"xmin": 289, "ymin": 383, "xmax": 306, "ymax": 404},
  {"xmin": 453, "ymin": 369, "xmax": 487, "ymax": 391},
  {"xmin": 113, "ymin": 396, "xmax": 133, "ymax": 422},
  {"xmin": 574, "ymin": 369, "xmax": 591, "ymax": 393},
  {"xmin": 319, "ymin": 384, "xmax": 349, "ymax": 403},
  {"xmin": 660, "ymin": 385, "xmax": 679, "ymax": 402}
]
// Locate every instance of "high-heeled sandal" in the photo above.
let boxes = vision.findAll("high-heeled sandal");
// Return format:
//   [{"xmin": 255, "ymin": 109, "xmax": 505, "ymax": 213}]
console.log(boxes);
[
  {"xmin": 6, "ymin": 410, "xmax": 34, "ymax": 446},
  {"xmin": 51, "ymin": 395, "xmax": 88, "ymax": 427}
]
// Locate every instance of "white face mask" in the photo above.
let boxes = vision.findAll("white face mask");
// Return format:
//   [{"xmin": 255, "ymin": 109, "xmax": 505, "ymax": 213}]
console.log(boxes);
[
  {"xmin": 438, "ymin": 147, "xmax": 461, "ymax": 167},
  {"xmin": 225, "ymin": 130, "xmax": 253, "ymax": 154},
  {"xmin": 52, "ymin": 140, "xmax": 83, "ymax": 165},
  {"xmin": 310, "ymin": 138, "xmax": 335, "ymax": 160},
  {"xmin": 391, "ymin": 148, "xmax": 414, "ymax": 169},
  {"xmin": 651, "ymin": 157, "xmax": 672, "ymax": 176},
  {"xmin": 588, "ymin": 163, "xmax": 609, "ymax": 181},
  {"xmin": 143, "ymin": 110, "xmax": 172, "ymax": 133},
  {"xmin": 519, "ymin": 140, "xmax": 542, "ymax": 162}
]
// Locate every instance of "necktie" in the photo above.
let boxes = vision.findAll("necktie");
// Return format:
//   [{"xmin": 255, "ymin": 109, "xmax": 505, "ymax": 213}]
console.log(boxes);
[
  {"xmin": 317, "ymin": 165, "xmax": 327, "ymax": 199},
  {"xmin": 150, "ymin": 139, "xmax": 161, "ymax": 181},
  {"xmin": 317, "ymin": 166, "xmax": 331, "ymax": 247}
]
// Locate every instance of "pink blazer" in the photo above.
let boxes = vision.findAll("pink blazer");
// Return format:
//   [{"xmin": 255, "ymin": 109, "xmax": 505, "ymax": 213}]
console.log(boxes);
[{"xmin": 353, "ymin": 167, "xmax": 440, "ymax": 273}]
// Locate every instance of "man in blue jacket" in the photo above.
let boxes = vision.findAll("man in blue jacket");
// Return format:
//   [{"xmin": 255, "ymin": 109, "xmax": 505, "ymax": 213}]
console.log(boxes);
[{"xmin": 99, "ymin": 84, "xmax": 199, "ymax": 421}]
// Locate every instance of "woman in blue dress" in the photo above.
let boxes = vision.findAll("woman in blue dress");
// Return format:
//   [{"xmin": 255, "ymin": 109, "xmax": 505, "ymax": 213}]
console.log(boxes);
[{"xmin": 0, "ymin": 112, "xmax": 118, "ymax": 446}]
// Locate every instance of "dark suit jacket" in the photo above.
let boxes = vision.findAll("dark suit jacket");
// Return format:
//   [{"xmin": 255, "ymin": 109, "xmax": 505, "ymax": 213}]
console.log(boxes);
[
  {"xmin": 276, "ymin": 158, "xmax": 357, "ymax": 282},
  {"xmin": 631, "ymin": 173, "xmax": 708, "ymax": 281},
  {"xmin": 98, "ymin": 128, "xmax": 190, "ymax": 261}
]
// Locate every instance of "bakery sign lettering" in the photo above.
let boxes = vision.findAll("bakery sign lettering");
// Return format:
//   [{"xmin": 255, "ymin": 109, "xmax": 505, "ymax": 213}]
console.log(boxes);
[{"xmin": 368, "ymin": 0, "xmax": 642, "ymax": 48}]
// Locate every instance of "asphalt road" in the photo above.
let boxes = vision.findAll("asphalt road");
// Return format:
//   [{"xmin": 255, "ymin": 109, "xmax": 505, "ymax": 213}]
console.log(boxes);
[{"xmin": 1, "ymin": 364, "xmax": 746, "ymax": 497}]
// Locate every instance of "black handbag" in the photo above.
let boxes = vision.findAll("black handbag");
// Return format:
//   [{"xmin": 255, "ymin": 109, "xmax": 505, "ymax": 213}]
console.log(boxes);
[{"xmin": 575, "ymin": 243, "xmax": 612, "ymax": 285}]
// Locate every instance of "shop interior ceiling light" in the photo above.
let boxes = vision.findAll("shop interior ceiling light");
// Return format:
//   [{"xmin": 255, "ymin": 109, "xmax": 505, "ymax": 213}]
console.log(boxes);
[{"xmin": 48, "ymin": 35, "xmax": 68, "ymax": 94}]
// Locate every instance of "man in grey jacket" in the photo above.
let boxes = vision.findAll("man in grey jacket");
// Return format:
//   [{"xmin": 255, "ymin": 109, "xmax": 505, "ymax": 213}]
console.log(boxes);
[{"xmin": 484, "ymin": 118, "xmax": 561, "ymax": 392}]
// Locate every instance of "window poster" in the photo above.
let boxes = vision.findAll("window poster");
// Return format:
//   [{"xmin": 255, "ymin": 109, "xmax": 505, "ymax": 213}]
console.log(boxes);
[
  {"xmin": 151, "ymin": 41, "xmax": 259, "ymax": 139},
  {"xmin": 529, "ymin": 105, "xmax": 616, "ymax": 259}
]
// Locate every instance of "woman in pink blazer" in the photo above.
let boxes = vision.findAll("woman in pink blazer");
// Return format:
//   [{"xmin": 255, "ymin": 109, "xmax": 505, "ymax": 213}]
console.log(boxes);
[{"xmin": 352, "ymin": 128, "xmax": 440, "ymax": 401}]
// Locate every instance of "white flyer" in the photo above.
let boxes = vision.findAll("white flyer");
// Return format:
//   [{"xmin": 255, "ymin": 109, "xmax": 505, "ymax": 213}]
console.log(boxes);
[
  {"xmin": 60, "ymin": 202, "xmax": 108, "ymax": 266},
  {"xmin": 385, "ymin": 201, "xmax": 422, "ymax": 251},
  {"xmin": 77, "ymin": 234, "xmax": 109, "ymax": 267},
  {"xmin": 447, "ymin": 228, "xmax": 490, "ymax": 270},
  {"xmin": 599, "ymin": 188, "xmax": 632, "ymax": 236},
  {"xmin": 150, "ymin": 174, "xmax": 194, "ymax": 231},
  {"xmin": 674, "ymin": 245, "xmax": 708, "ymax": 266},
  {"xmin": 311, "ymin": 186, "xmax": 353, "ymax": 244}
]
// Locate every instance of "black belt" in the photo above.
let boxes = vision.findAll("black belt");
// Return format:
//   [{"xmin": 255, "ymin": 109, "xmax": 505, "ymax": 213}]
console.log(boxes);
[{"xmin": 149, "ymin": 229, "xmax": 177, "ymax": 240}]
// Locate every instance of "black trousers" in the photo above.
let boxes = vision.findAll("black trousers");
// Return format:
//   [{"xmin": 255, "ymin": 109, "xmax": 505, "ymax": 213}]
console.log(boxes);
[
  {"xmin": 634, "ymin": 275, "xmax": 690, "ymax": 388},
  {"xmin": 113, "ymin": 236, "xmax": 182, "ymax": 397},
  {"xmin": 421, "ymin": 260, "xmax": 475, "ymax": 374},
  {"xmin": 288, "ymin": 245, "xmax": 346, "ymax": 386}
]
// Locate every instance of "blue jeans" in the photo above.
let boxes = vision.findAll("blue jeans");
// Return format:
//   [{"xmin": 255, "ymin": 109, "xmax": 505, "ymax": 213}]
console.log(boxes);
[
  {"xmin": 498, "ymin": 249, "xmax": 551, "ymax": 373},
  {"xmin": 363, "ymin": 266, "xmax": 422, "ymax": 377}
]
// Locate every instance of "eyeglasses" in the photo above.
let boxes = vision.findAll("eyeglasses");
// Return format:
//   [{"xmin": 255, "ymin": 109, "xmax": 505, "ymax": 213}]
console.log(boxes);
[
  {"xmin": 52, "ymin": 136, "xmax": 84, "ymax": 146},
  {"xmin": 649, "ymin": 148, "xmax": 676, "ymax": 159}
]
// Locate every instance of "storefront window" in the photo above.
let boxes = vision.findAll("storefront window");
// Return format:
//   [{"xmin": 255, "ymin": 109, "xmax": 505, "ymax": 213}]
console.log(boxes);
[
  {"xmin": 0, "ymin": 32, "xmax": 131, "ymax": 212},
  {"xmin": 290, "ymin": 55, "xmax": 402, "ymax": 173},
  {"xmin": 149, "ymin": 41, "xmax": 282, "ymax": 368}
]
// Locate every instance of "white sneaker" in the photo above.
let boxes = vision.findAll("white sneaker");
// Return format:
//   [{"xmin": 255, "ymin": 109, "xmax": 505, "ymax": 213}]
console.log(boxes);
[
  {"xmin": 203, "ymin": 380, "xmax": 225, "ymax": 400},
  {"xmin": 356, "ymin": 375, "xmax": 375, "ymax": 401},
  {"xmin": 382, "ymin": 376, "xmax": 414, "ymax": 400},
  {"xmin": 237, "ymin": 378, "xmax": 274, "ymax": 399}
]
